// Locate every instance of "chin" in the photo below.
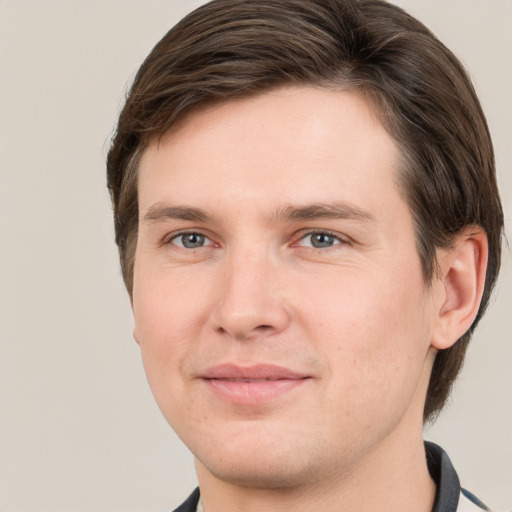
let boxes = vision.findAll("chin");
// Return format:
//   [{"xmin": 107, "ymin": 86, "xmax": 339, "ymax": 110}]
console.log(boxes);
[
  {"xmin": 197, "ymin": 453, "xmax": 322, "ymax": 490},
  {"xmin": 183, "ymin": 416, "xmax": 330, "ymax": 489}
]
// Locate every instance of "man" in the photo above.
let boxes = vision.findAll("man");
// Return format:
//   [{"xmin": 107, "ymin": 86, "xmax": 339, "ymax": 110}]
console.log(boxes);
[{"xmin": 106, "ymin": 1, "xmax": 504, "ymax": 511}]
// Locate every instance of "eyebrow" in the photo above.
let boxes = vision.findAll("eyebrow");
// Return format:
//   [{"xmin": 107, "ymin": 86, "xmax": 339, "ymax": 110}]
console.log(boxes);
[
  {"xmin": 143, "ymin": 204, "xmax": 211, "ymax": 223},
  {"xmin": 142, "ymin": 201, "xmax": 376, "ymax": 224},
  {"xmin": 275, "ymin": 202, "xmax": 376, "ymax": 223}
]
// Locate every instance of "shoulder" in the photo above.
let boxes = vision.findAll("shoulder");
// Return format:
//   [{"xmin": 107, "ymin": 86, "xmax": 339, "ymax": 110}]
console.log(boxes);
[
  {"xmin": 458, "ymin": 489, "xmax": 493, "ymax": 512},
  {"xmin": 171, "ymin": 488, "xmax": 200, "ymax": 512}
]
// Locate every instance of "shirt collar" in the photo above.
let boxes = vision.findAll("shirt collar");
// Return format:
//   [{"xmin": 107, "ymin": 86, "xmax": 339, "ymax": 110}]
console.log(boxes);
[{"xmin": 426, "ymin": 441, "xmax": 461, "ymax": 512}]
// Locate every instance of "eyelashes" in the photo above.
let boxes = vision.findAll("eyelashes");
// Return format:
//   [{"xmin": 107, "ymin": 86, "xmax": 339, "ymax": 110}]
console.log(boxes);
[
  {"xmin": 169, "ymin": 232, "xmax": 214, "ymax": 249},
  {"xmin": 164, "ymin": 229, "xmax": 350, "ymax": 251},
  {"xmin": 295, "ymin": 231, "xmax": 348, "ymax": 249}
]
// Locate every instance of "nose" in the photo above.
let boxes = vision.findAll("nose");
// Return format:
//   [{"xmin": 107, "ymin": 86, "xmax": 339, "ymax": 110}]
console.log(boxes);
[{"xmin": 211, "ymin": 249, "xmax": 291, "ymax": 341}]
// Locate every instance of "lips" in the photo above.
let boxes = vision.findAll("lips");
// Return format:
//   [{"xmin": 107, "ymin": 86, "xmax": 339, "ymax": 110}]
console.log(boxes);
[{"xmin": 200, "ymin": 364, "xmax": 310, "ymax": 405}]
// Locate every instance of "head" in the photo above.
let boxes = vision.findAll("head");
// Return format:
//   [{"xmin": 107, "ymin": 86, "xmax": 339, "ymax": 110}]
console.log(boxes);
[{"xmin": 107, "ymin": 0, "xmax": 503, "ymax": 431}]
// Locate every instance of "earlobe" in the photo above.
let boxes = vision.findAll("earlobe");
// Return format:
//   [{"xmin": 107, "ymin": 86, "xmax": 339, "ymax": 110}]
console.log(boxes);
[
  {"xmin": 130, "ymin": 296, "xmax": 141, "ymax": 345},
  {"xmin": 431, "ymin": 227, "xmax": 488, "ymax": 350},
  {"xmin": 133, "ymin": 327, "xmax": 141, "ymax": 345}
]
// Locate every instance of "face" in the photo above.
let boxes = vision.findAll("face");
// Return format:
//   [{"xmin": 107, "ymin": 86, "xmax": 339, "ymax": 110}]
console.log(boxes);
[{"xmin": 133, "ymin": 86, "xmax": 437, "ymax": 489}]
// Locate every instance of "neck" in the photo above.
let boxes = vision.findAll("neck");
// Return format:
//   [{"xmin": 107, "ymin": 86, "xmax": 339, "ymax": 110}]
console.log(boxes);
[{"xmin": 195, "ymin": 428, "xmax": 436, "ymax": 512}]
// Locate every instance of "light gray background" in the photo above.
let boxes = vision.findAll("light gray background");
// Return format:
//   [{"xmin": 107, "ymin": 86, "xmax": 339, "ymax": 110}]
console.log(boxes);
[{"xmin": 0, "ymin": 1, "xmax": 510, "ymax": 511}]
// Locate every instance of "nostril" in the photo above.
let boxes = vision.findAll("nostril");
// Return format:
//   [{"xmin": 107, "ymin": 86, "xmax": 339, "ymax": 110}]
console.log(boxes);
[
  {"xmin": 256, "ymin": 324, "xmax": 273, "ymax": 331},
  {"xmin": 216, "ymin": 324, "xmax": 275, "ymax": 341}
]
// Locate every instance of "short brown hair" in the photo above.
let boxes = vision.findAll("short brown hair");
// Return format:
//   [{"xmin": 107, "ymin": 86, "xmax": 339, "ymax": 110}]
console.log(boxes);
[{"xmin": 107, "ymin": 0, "xmax": 503, "ymax": 422}]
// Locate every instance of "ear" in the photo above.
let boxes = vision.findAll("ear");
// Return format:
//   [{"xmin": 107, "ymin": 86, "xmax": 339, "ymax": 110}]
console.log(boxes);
[
  {"xmin": 133, "ymin": 327, "xmax": 141, "ymax": 345},
  {"xmin": 130, "ymin": 296, "xmax": 141, "ymax": 345},
  {"xmin": 430, "ymin": 226, "xmax": 488, "ymax": 350}
]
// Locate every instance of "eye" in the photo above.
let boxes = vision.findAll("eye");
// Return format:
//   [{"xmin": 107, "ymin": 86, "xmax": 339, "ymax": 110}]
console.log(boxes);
[
  {"xmin": 298, "ymin": 231, "xmax": 344, "ymax": 249},
  {"xmin": 169, "ymin": 232, "xmax": 213, "ymax": 249}
]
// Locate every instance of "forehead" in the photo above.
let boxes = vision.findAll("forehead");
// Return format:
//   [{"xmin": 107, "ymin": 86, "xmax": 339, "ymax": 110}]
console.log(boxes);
[{"xmin": 137, "ymin": 86, "xmax": 402, "ymax": 220}]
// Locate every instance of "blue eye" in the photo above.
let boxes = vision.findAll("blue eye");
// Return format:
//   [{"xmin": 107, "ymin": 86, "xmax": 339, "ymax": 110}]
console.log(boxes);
[
  {"xmin": 171, "ymin": 232, "xmax": 210, "ymax": 249},
  {"xmin": 300, "ymin": 232, "xmax": 342, "ymax": 249}
]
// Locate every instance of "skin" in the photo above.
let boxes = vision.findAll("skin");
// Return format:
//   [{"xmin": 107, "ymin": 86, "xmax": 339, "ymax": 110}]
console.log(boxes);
[{"xmin": 132, "ymin": 86, "xmax": 487, "ymax": 512}]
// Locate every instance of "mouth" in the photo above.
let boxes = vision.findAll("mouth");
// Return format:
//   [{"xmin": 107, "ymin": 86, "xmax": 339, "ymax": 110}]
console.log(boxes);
[
  {"xmin": 200, "ymin": 364, "xmax": 311, "ymax": 405},
  {"xmin": 214, "ymin": 378, "xmax": 290, "ymax": 382}
]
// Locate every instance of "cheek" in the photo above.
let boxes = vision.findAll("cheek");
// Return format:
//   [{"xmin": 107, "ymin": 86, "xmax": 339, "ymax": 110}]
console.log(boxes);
[
  {"xmin": 133, "ymin": 262, "xmax": 211, "ymax": 344},
  {"xmin": 302, "ymin": 261, "xmax": 432, "ymax": 396},
  {"xmin": 306, "ymin": 263, "xmax": 427, "ymax": 337},
  {"xmin": 132, "ymin": 265, "xmax": 211, "ymax": 400}
]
